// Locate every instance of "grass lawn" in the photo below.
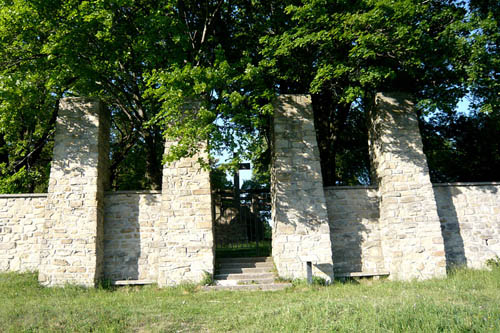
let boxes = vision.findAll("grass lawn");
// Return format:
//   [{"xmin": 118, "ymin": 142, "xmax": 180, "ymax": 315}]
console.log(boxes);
[{"xmin": 1, "ymin": 268, "xmax": 499, "ymax": 332}]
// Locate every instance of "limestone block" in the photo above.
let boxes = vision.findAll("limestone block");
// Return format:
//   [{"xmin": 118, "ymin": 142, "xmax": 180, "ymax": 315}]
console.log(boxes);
[
  {"xmin": 434, "ymin": 184, "xmax": 500, "ymax": 269},
  {"xmin": 102, "ymin": 192, "xmax": 161, "ymax": 282},
  {"xmin": 157, "ymin": 139, "xmax": 214, "ymax": 287},
  {"xmin": 271, "ymin": 95, "xmax": 334, "ymax": 282},
  {"xmin": 0, "ymin": 195, "xmax": 47, "ymax": 273},
  {"xmin": 324, "ymin": 186, "xmax": 386, "ymax": 274},
  {"xmin": 39, "ymin": 98, "xmax": 110, "ymax": 287},
  {"xmin": 369, "ymin": 92, "xmax": 446, "ymax": 280}
]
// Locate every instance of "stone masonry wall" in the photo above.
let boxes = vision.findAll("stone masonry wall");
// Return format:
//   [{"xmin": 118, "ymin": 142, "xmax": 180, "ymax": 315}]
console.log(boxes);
[
  {"xmin": 0, "ymin": 195, "xmax": 46, "ymax": 272},
  {"xmin": 157, "ymin": 142, "xmax": 214, "ymax": 286},
  {"xmin": 434, "ymin": 183, "xmax": 500, "ymax": 269},
  {"xmin": 39, "ymin": 98, "xmax": 110, "ymax": 287},
  {"xmin": 324, "ymin": 187, "xmax": 386, "ymax": 274},
  {"xmin": 3, "ymin": 95, "xmax": 500, "ymax": 286},
  {"xmin": 369, "ymin": 92, "xmax": 446, "ymax": 280},
  {"xmin": 271, "ymin": 94, "xmax": 334, "ymax": 282},
  {"xmin": 324, "ymin": 183, "xmax": 500, "ymax": 274},
  {"xmin": 103, "ymin": 191, "xmax": 161, "ymax": 282}
]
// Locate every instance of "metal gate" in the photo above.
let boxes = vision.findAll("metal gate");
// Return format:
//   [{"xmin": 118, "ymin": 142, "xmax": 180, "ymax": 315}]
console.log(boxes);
[{"xmin": 212, "ymin": 189, "xmax": 271, "ymax": 257}]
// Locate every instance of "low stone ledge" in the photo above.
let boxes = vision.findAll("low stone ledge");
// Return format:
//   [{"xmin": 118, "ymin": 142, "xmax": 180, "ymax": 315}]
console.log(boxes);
[
  {"xmin": 335, "ymin": 271, "xmax": 390, "ymax": 278},
  {"xmin": 111, "ymin": 280, "xmax": 156, "ymax": 286},
  {"xmin": 0, "ymin": 193, "xmax": 48, "ymax": 198}
]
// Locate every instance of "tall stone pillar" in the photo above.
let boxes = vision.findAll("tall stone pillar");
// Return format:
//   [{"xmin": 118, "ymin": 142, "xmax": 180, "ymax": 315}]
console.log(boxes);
[
  {"xmin": 157, "ymin": 142, "xmax": 214, "ymax": 286},
  {"xmin": 271, "ymin": 95, "xmax": 334, "ymax": 282},
  {"xmin": 369, "ymin": 92, "xmax": 446, "ymax": 280},
  {"xmin": 39, "ymin": 98, "xmax": 110, "ymax": 287}
]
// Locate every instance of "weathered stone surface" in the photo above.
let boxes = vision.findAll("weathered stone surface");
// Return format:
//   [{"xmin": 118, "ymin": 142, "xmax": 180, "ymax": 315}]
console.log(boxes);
[
  {"xmin": 39, "ymin": 98, "xmax": 110, "ymax": 287},
  {"xmin": 434, "ymin": 183, "xmax": 500, "ymax": 269},
  {"xmin": 324, "ymin": 186, "xmax": 385, "ymax": 274},
  {"xmin": 2, "ymin": 95, "xmax": 500, "ymax": 286},
  {"xmin": 103, "ymin": 191, "xmax": 161, "ymax": 282},
  {"xmin": 157, "ymin": 141, "xmax": 214, "ymax": 286},
  {"xmin": 369, "ymin": 92, "xmax": 446, "ymax": 280},
  {"xmin": 0, "ymin": 194, "xmax": 46, "ymax": 272},
  {"xmin": 271, "ymin": 94, "xmax": 334, "ymax": 282}
]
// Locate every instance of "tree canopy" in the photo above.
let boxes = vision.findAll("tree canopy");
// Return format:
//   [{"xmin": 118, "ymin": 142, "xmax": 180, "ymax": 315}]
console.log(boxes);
[{"xmin": 0, "ymin": 0, "xmax": 498, "ymax": 192}]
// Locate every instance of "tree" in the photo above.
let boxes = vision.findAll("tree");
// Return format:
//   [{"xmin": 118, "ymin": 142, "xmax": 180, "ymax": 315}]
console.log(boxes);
[
  {"xmin": 259, "ymin": 0, "xmax": 473, "ymax": 185},
  {"xmin": 0, "ymin": 1, "xmax": 77, "ymax": 192},
  {"xmin": 421, "ymin": 110, "xmax": 500, "ymax": 183},
  {"xmin": 0, "ymin": 0, "xmax": 286, "ymax": 191},
  {"xmin": 0, "ymin": 0, "xmax": 238, "ymax": 191},
  {"xmin": 0, "ymin": 0, "xmax": 497, "ymax": 192},
  {"xmin": 467, "ymin": 0, "xmax": 499, "ymax": 113}
]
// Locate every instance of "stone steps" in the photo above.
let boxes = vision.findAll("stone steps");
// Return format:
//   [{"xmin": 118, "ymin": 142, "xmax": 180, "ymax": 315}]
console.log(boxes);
[
  {"xmin": 217, "ymin": 267, "xmax": 272, "ymax": 274},
  {"xmin": 215, "ymin": 272, "xmax": 275, "ymax": 280},
  {"xmin": 216, "ymin": 277, "xmax": 276, "ymax": 285},
  {"xmin": 209, "ymin": 256, "xmax": 290, "ymax": 291},
  {"xmin": 216, "ymin": 262, "xmax": 274, "ymax": 269},
  {"xmin": 204, "ymin": 283, "xmax": 292, "ymax": 291}
]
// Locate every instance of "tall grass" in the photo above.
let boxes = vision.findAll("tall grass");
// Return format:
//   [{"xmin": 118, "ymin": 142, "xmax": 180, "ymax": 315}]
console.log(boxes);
[{"xmin": 1, "ymin": 268, "xmax": 499, "ymax": 332}]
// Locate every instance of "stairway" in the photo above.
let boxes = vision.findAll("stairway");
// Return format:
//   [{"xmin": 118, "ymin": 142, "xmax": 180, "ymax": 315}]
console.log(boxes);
[{"xmin": 205, "ymin": 257, "xmax": 291, "ymax": 291}]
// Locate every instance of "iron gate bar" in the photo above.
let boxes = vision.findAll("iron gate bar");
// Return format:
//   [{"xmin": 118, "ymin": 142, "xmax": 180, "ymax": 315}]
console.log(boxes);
[{"xmin": 213, "ymin": 188, "xmax": 271, "ymax": 257}]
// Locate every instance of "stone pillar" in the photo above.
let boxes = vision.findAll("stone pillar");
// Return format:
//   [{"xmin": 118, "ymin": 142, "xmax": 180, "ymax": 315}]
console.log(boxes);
[
  {"xmin": 271, "ymin": 95, "xmax": 334, "ymax": 282},
  {"xmin": 39, "ymin": 98, "xmax": 110, "ymax": 287},
  {"xmin": 369, "ymin": 92, "xmax": 446, "ymax": 280},
  {"xmin": 157, "ymin": 142, "xmax": 214, "ymax": 286}
]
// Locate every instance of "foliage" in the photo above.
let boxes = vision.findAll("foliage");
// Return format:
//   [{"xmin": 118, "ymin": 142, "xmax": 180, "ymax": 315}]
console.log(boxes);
[
  {"xmin": 241, "ymin": 175, "xmax": 269, "ymax": 191},
  {"xmin": 486, "ymin": 256, "xmax": 500, "ymax": 269},
  {"xmin": 421, "ymin": 110, "xmax": 500, "ymax": 183},
  {"xmin": 466, "ymin": 0, "xmax": 500, "ymax": 114},
  {"xmin": 215, "ymin": 241, "xmax": 272, "ymax": 258},
  {"xmin": 0, "ymin": 0, "xmax": 498, "ymax": 191},
  {"xmin": 210, "ymin": 165, "xmax": 233, "ymax": 191},
  {"xmin": 259, "ymin": 0, "xmax": 475, "ymax": 185},
  {"xmin": 200, "ymin": 271, "xmax": 215, "ymax": 286},
  {"xmin": 1, "ymin": 268, "xmax": 500, "ymax": 331},
  {"xmin": 0, "ymin": 0, "xmax": 282, "ymax": 191},
  {"xmin": 291, "ymin": 276, "xmax": 327, "ymax": 287},
  {"xmin": 0, "ymin": 0, "xmax": 70, "ymax": 192}
]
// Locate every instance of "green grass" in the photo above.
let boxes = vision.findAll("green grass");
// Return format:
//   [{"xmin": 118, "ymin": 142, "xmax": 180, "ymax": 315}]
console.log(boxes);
[{"xmin": 1, "ymin": 268, "xmax": 500, "ymax": 332}]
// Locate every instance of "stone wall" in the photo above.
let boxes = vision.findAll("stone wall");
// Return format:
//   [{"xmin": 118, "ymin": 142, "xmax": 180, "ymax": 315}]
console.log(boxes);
[
  {"xmin": 324, "ymin": 187, "xmax": 385, "ymax": 274},
  {"xmin": 103, "ymin": 191, "xmax": 162, "ymax": 282},
  {"xmin": 0, "ymin": 98, "xmax": 214, "ymax": 287},
  {"xmin": 158, "ymin": 142, "xmax": 214, "ymax": 286},
  {"xmin": 39, "ymin": 98, "xmax": 110, "ymax": 287},
  {"xmin": 434, "ymin": 183, "xmax": 500, "ymax": 269},
  {"xmin": 0, "ymin": 194, "xmax": 46, "ymax": 272},
  {"xmin": 3, "ymin": 94, "xmax": 500, "ymax": 286},
  {"xmin": 271, "ymin": 95, "xmax": 334, "ymax": 282},
  {"xmin": 323, "ymin": 183, "xmax": 500, "ymax": 275},
  {"xmin": 369, "ymin": 92, "xmax": 447, "ymax": 280}
]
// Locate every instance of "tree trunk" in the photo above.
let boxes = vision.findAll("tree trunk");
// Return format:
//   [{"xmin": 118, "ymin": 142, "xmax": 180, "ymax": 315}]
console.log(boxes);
[
  {"xmin": 312, "ymin": 92, "xmax": 350, "ymax": 187},
  {"xmin": 143, "ymin": 128, "xmax": 163, "ymax": 190}
]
